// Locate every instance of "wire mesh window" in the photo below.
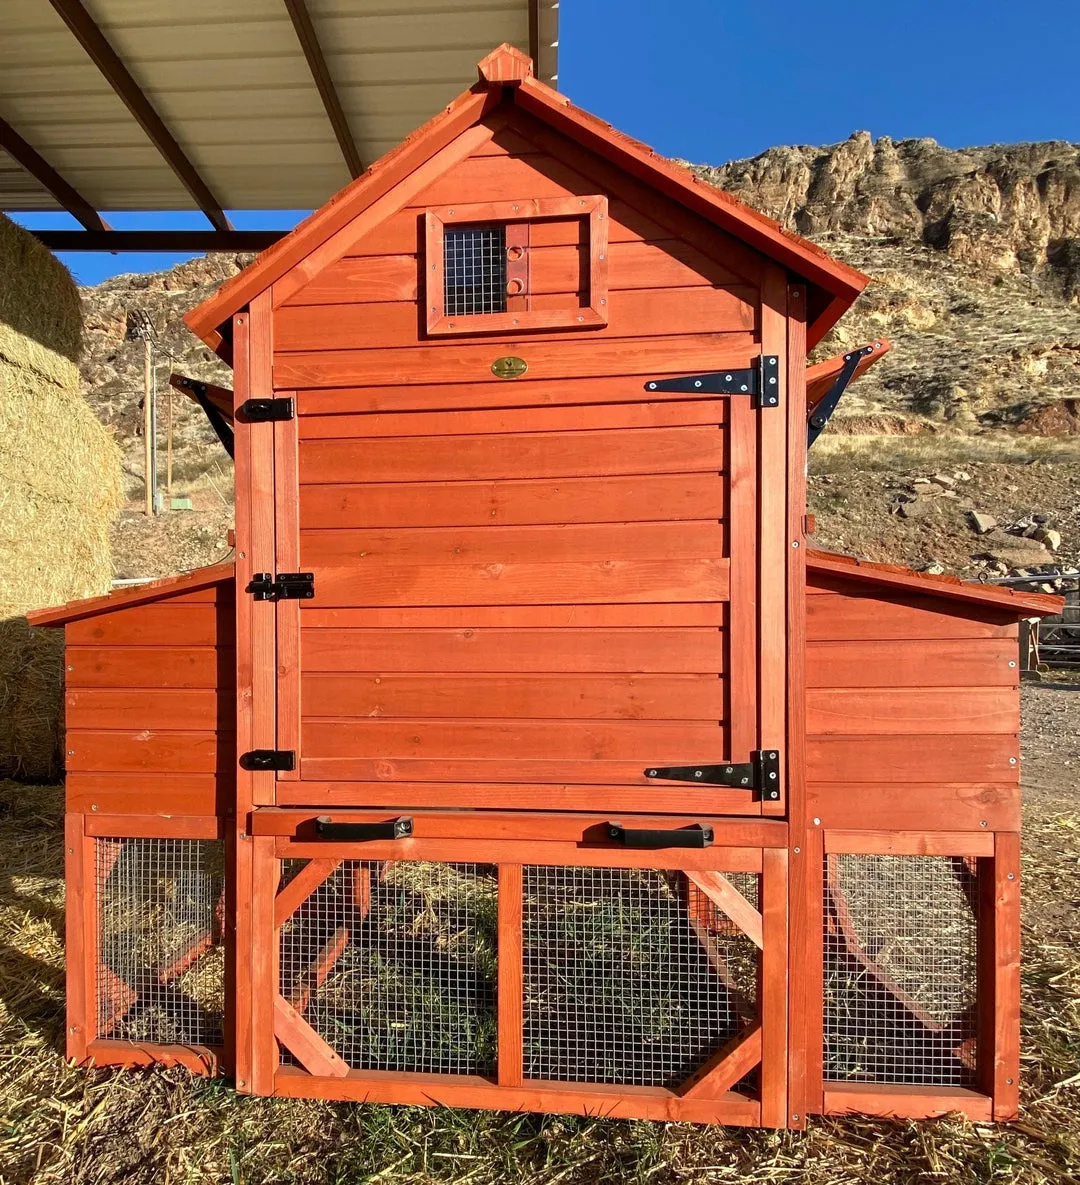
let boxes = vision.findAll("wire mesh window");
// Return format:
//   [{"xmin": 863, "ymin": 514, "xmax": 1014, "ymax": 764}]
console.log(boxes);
[
  {"xmin": 444, "ymin": 225, "xmax": 507, "ymax": 315},
  {"xmin": 522, "ymin": 866, "xmax": 760, "ymax": 1087},
  {"xmin": 95, "ymin": 837, "xmax": 225, "ymax": 1047},
  {"xmin": 279, "ymin": 860, "xmax": 498, "ymax": 1076},
  {"xmin": 823, "ymin": 853, "xmax": 980, "ymax": 1087}
]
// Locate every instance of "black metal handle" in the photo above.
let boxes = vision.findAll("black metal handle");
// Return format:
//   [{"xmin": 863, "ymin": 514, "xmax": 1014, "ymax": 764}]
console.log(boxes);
[
  {"xmin": 313, "ymin": 816, "xmax": 413, "ymax": 841},
  {"xmin": 606, "ymin": 822, "xmax": 714, "ymax": 849}
]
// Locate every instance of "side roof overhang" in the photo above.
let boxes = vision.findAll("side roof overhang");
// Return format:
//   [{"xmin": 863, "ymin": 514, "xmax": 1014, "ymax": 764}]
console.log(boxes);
[
  {"xmin": 27, "ymin": 563, "xmax": 234, "ymax": 627},
  {"xmin": 185, "ymin": 44, "xmax": 869, "ymax": 356},
  {"xmin": 808, "ymin": 550, "xmax": 1063, "ymax": 618}
]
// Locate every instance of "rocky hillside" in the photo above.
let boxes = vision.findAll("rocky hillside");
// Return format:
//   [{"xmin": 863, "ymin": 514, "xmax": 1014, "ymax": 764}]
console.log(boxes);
[{"xmin": 76, "ymin": 134, "xmax": 1080, "ymax": 581}]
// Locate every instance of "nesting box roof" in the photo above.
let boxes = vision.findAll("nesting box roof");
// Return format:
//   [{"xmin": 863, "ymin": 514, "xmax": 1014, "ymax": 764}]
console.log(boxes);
[{"xmin": 186, "ymin": 45, "xmax": 870, "ymax": 354}]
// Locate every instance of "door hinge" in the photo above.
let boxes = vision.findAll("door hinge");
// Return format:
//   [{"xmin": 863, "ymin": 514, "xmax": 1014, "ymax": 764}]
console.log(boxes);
[
  {"xmin": 644, "ymin": 749, "xmax": 781, "ymax": 800},
  {"xmin": 240, "ymin": 396, "xmax": 294, "ymax": 422},
  {"xmin": 239, "ymin": 749, "xmax": 296, "ymax": 772},
  {"xmin": 643, "ymin": 355, "xmax": 780, "ymax": 408},
  {"xmin": 806, "ymin": 344, "xmax": 876, "ymax": 447},
  {"xmin": 245, "ymin": 571, "xmax": 314, "ymax": 601}
]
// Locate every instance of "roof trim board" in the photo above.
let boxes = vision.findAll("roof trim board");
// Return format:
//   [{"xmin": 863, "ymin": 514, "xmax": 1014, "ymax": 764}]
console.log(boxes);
[
  {"xmin": 27, "ymin": 563, "xmax": 235, "ymax": 626},
  {"xmin": 185, "ymin": 45, "xmax": 869, "ymax": 351}
]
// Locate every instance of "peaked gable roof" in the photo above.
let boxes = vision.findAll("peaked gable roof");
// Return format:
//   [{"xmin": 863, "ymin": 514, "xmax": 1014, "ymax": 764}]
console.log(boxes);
[{"xmin": 186, "ymin": 45, "xmax": 868, "ymax": 353}]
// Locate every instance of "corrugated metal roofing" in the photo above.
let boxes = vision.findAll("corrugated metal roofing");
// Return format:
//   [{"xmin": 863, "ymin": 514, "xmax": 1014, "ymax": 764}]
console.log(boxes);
[{"xmin": 0, "ymin": 0, "xmax": 558, "ymax": 215}]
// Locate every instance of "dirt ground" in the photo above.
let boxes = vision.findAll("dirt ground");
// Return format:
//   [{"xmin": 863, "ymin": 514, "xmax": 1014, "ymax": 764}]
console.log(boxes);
[{"xmin": 0, "ymin": 685, "xmax": 1077, "ymax": 1185}]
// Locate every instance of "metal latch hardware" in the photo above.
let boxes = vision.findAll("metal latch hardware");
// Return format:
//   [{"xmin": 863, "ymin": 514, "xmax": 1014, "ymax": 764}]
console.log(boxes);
[
  {"xmin": 314, "ymin": 816, "xmax": 413, "ymax": 841},
  {"xmin": 239, "ymin": 749, "xmax": 296, "ymax": 771},
  {"xmin": 643, "ymin": 355, "xmax": 780, "ymax": 408},
  {"xmin": 644, "ymin": 750, "xmax": 781, "ymax": 801},
  {"xmin": 245, "ymin": 572, "xmax": 314, "ymax": 601},
  {"xmin": 240, "ymin": 397, "xmax": 294, "ymax": 422}
]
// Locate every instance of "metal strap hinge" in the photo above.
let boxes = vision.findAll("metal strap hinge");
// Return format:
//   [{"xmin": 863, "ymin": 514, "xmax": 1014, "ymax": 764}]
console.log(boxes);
[
  {"xmin": 245, "ymin": 572, "xmax": 314, "ymax": 601},
  {"xmin": 644, "ymin": 750, "xmax": 781, "ymax": 800},
  {"xmin": 643, "ymin": 355, "xmax": 780, "ymax": 408},
  {"xmin": 240, "ymin": 397, "xmax": 294, "ymax": 422},
  {"xmin": 239, "ymin": 749, "xmax": 296, "ymax": 772}
]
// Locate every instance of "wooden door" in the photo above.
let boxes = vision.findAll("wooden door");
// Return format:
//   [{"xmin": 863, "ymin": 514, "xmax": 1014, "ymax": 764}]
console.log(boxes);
[{"xmin": 272, "ymin": 361, "xmax": 781, "ymax": 814}]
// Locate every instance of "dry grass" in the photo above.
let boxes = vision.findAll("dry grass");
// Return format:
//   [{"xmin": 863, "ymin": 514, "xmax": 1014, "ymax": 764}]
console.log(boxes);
[
  {"xmin": 0, "ymin": 214, "xmax": 122, "ymax": 779},
  {"xmin": 1, "ymin": 735, "xmax": 1077, "ymax": 1185}
]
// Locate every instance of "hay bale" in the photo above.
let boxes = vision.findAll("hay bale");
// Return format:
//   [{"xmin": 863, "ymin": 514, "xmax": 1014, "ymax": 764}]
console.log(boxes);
[{"xmin": 0, "ymin": 213, "xmax": 122, "ymax": 779}]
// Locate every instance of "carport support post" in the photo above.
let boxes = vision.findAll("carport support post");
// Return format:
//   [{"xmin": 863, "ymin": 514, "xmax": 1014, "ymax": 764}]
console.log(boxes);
[{"xmin": 143, "ymin": 337, "xmax": 155, "ymax": 515}]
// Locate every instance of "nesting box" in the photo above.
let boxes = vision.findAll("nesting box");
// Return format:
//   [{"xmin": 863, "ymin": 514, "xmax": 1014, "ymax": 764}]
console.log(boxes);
[{"xmin": 32, "ymin": 46, "xmax": 1060, "ymax": 1126}]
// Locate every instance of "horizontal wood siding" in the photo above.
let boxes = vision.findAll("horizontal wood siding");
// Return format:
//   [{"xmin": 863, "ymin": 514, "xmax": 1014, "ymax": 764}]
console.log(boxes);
[
  {"xmin": 63, "ymin": 583, "xmax": 235, "ymax": 817},
  {"xmin": 806, "ymin": 572, "xmax": 1021, "ymax": 830}
]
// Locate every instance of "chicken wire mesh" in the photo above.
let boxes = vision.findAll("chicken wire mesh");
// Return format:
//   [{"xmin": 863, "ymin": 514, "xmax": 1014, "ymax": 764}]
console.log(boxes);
[
  {"xmin": 279, "ymin": 861, "xmax": 498, "ymax": 1075},
  {"xmin": 823, "ymin": 853, "xmax": 980, "ymax": 1087},
  {"xmin": 95, "ymin": 837, "xmax": 225, "ymax": 1047},
  {"xmin": 522, "ymin": 866, "xmax": 760, "ymax": 1087},
  {"xmin": 443, "ymin": 225, "xmax": 507, "ymax": 315}
]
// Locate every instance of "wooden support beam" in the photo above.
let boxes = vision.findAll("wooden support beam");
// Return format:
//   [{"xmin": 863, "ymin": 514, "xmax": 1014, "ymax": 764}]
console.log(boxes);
[
  {"xmin": 0, "ymin": 115, "xmax": 108, "ymax": 231},
  {"xmin": 680, "ymin": 1024, "xmax": 762, "ymax": 1099},
  {"xmin": 686, "ymin": 871, "xmax": 764, "ymax": 949},
  {"xmin": 47, "ymin": 0, "xmax": 232, "ymax": 231},
  {"xmin": 284, "ymin": 0, "xmax": 364, "ymax": 178},
  {"xmin": 31, "ymin": 229, "xmax": 285, "ymax": 251}
]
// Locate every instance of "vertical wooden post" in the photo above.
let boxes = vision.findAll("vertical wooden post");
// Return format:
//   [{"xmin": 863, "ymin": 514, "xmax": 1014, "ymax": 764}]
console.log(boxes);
[
  {"xmin": 65, "ymin": 813, "xmax": 94, "ymax": 1063},
  {"xmin": 759, "ymin": 846, "xmax": 789, "ymax": 1127},
  {"xmin": 726, "ymin": 392, "xmax": 757, "ymax": 770},
  {"xmin": 274, "ymin": 397, "xmax": 301, "ymax": 781},
  {"xmin": 165, "ymin": 384, "xmax": 174, "ymax": 501},
  {"xmin": 978, "ymin": 832, "xmax": 1021, "ymax": 1119},
  {"xmin": 249, "ymin": 835, "xmax": 278, "ymax": 1094},
  {"xmin": 497, "ymin": 864, "xmax": 524, "ymax": 1087},
  {"xmin": 143, "ymin": 338, "xmax": 154, "ymax": 515}
]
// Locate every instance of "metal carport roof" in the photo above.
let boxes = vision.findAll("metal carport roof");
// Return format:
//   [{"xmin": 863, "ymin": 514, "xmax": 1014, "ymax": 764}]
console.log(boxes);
[{"xmin": 0, "ymin": 0, "xmax": 558, "ymax": 249}]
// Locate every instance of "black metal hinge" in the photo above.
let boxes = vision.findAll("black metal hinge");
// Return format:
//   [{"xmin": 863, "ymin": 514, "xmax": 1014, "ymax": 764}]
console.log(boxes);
[
  {"xmin": 643, "ymin": 355, "xmax": 780, "ymax": 408},
  {"xmin": 240, "ymin": 396, "xmax": 294, "ymax": 422},
  {"xmin": 239, "ymin": 749, "xmax": 296, "ymax": 772},
  {"xmin": 644, "ymin": 749, "xmax": 781, "ymax": 801},
  {"xmin": 806, "ymin": 344, "xmax": 877, "ymax": 448},
  {"xmin": 245, "ymin": 572, "xmax": 315, "ymax": 601}
]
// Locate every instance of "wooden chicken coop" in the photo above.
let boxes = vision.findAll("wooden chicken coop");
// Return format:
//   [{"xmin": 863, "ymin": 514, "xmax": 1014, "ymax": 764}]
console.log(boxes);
[{"xmin": 31, "ymin": 46, "xmax": 1061, "ymax": 1127}]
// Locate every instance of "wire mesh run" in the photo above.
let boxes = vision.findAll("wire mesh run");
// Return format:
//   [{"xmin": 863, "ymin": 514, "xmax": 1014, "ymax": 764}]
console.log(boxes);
[
  {"xmin": 444, "ymin": 225, "xmax": 507, "ymax": 315},
  {"xmin": 522, "ymin": 867, "xmax": 760, "ymax": 1087},
  {"xmin": 95, "ymin": 837, "xmax": 225, "ymax": 1047},
  {"xmin": 279, "ymin": 861, "xmax": 498, "ymax": 1075},
  {"xmin": 823, "ymin": 853, "xmax": 980, "ymax": 1087}
]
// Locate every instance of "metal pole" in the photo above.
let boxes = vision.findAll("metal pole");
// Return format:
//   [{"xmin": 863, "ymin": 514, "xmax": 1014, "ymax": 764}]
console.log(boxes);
[
  {"xmin": 166, "ymin": 374, "xmax": 174, "ymax": 502},
  {"xmin": 143, "ymin": 337, "xmax": 153, "ymax": 515}
]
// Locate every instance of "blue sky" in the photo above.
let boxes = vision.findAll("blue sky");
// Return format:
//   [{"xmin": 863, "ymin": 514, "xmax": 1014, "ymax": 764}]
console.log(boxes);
[{"xmin": 13, "ymin": 0, "xmax": 1080, "ymax": 286}]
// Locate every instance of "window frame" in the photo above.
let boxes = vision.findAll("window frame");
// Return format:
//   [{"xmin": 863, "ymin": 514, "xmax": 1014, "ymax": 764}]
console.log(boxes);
[{"xmin": 424, "ymin": 195, "xmax": 609, "ymax": 336}]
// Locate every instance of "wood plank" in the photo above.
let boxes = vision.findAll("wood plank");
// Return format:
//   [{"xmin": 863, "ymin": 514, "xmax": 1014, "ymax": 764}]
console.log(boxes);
[
  {"xmin": 302, "ymin": 673, "xmax": 726, "ymax": 721},
  {"xmin": 823, "ymin": 1083, "xmax": 993, "ymax": 1121},
  {"xmin": 310, "ymin": 558, "xmax": 729, "ymax": 607},
  {"xmin": 86, "ymin": 1039, "xmax": 219, "ymax": 1074},
  {"xmin": 498, "ymin": 864, "xmax": 524, "ymax": 1088},
  {"xmin": 274, "ymin": 286, "xmax": 756, "ymax": 351},
  {"xmin": 65, "ymin": 730, "xmax": 233, "ymax": 774},
  {"xmin": 806, "ymin": 782, "xmax": 1020, "ymax": 833},
  {"xmin": 300, "ymin": 473, "xmax": 726, "ymax": 531},
  {"xmin": 986, "ymin": 833, "xmax": 1021, "ymax": 1120},
  {"xmin": 824, "ymin": 830, "xmax": 994, "ymax": 857},
  {"xmin": 287, "ymin": 239, "xmax": 747, "ymax": 307},
  {"xmin": 807, "ymin": 735, "xmax": 1019, "ymax": 783},
  {"xmin": 806, "ymin": 639, "xmax": 1018, "ymax": 687},
  {"xmin": 759, "ymin": 845, "xmax": 788, "ymax": 1127},
  {"xmin": 273, "ymin": 858, "xmax": 342, "ymax": 929},
  {"xmin": 83, "ymin": 815, "xmax": 220, "ymax": 840},
  {"xmin": 680, "ymin": 1025, "xmax": 762, "ymax": 1099},
  {"xmin": 807, "ymin": 687, "xmax": 1017, "ymax": 735},
  {"xmin": 807, "ymin": 593, "xmax": 1015, "ymax": 641},
  {"xmin": 686, "ymin": 871, "xmax": 763, "ymax": 948},
  {"xmin": 65, "ymin": 604, "xmax": 227, "ymax": 647},
  {"xmin": 65, "ymin": 688, "xmax": 233, "ymax": 731},
  {"xmin": 65, "ymin": 772, "xmax": 225, "ymax": 817},
  {"xmin": 408, "ymin": 148, "xmax": 592, "ymax": 207},
  {"xmin": 65, "ymin": 814, "xmax": 92, "ymax": 1060},
  {"xmin": 250, "ymin": 838, "xmax": 279, "ymax": 1091},
  {"xmin": 276, "ymin": 333, "xmax": 757, "ymax": 389},
  {"xmin": 279, "ymin": 781, "xmax": 759, "ymax": 815},
  {"xmin": 300, "ymin": 426, "xmax": 725, "ymax": 484},
  {"xmin": 65, "ymin": 647, "xmax": 234, "ymax": 689},
  {"xmin": 301, "ymin": 521, "xmax": 725, "ymax": 567},
  {"xmin": 271, "ymin": 1064, "xmax": 761, "ymax": 1122},
  {"xmin": 273, "ymin": 995, "xmax": 350, "ymax": 1078},
  {"xmin": 302, "ymin": 604, "xmax": 724, "ymax": 628},
  {"xmin": 297, "ymin": 397, "xmax": 729, "ymax": 439},
  {"xmin": 726, "ymin": 381, "xmax": 756, "ymax": 760},
  {"xmin": 303, "ymin": 719, "xmax": 725, "ymax": 761},
  {"xmin": 300, "ymin": 626, "xmax": 724, "ymax": 673},
  {"xmin": 275, "ymin": 402, "xmax": 302, "ymax": 782}
]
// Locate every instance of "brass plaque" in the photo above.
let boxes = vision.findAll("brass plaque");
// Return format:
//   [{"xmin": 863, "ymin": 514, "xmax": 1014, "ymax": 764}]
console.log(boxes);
[{"xmin": 491, "ymin": 355, "xmax": 528, "ymax": 379}]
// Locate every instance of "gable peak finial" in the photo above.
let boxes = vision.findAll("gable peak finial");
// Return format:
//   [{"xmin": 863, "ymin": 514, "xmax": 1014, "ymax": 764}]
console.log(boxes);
[{"xmin": 478, "ymin": 43, "xmax": 534, "ymax": 85}]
